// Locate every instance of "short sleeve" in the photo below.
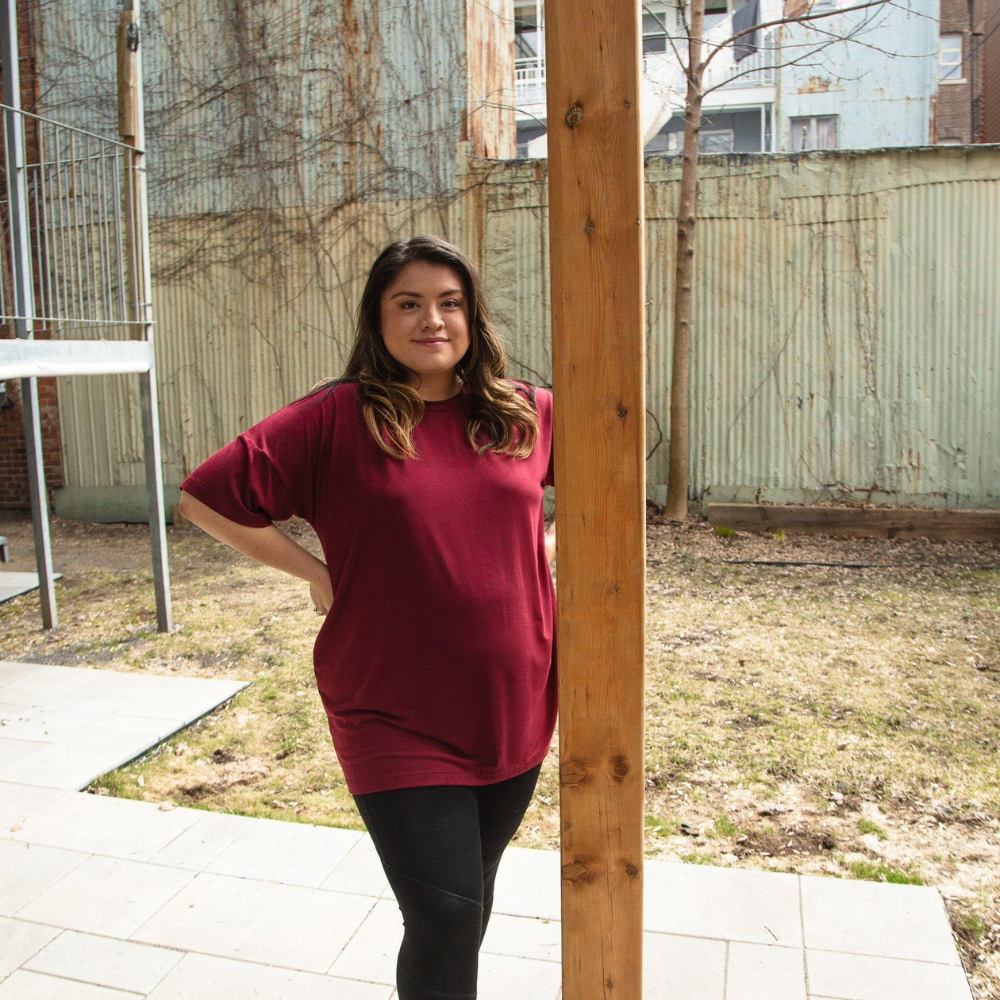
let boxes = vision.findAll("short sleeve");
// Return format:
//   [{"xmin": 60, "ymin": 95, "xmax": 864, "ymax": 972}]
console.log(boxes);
[{"xmin": 178, "ymin": 392, "xmax": 330, "ymax": 527}]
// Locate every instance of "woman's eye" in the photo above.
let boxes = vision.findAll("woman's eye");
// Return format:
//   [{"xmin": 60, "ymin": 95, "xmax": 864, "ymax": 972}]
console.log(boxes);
[
  {"xmin": 400, "ymin": 301, "xmax": 418, "ymax": 309},
  {"xmin": 443, "ymin": 299, "xmax": 461, "ymax": 308}
]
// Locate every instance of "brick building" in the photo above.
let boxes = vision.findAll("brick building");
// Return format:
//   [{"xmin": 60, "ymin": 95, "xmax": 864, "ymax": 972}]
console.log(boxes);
[
  {"xmin": 982, "ymin": 0, "xmax": 1000, "ymax": 141},
  {"xmin": 934, "ymin": 0, "xmax": 993, "ymax": 142},
  {"xmin": 0, "ymin": 0, "xmax": 64, "ymax": 511}
]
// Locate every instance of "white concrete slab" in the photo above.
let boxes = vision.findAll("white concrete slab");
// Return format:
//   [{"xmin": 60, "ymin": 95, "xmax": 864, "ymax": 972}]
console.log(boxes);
[
  {"xmin": 806, "ymin": 949, "xmax": 974, "ymax": 1000},
  {"xmin": 23, "ymin": 932, "xmax": 183, "ymax": 995},
  {"xmin": 727, "ymin": 942, "xmax": 807, "ymax": 1000},
  {"xmin": 10, "ymin": 792, "xmax": 200, "ymax": 862},
  {"xmin": 491, "ymin": 844, "xmax": 562, "ymax": 920},
  {"xmin": 326, "ymin": 897, "xmax": 401, "ymax": 984},
  {"xmin": 320, "ymin": 833, "xmax": 391, "ymax": 897},
  {"xmin": 0, "ymin": 662, "xmax": 246, "ymax": 791},
  {"xmin": 0, "ymin": 916, "xmax": 61, "ymax": 980},
  {"xmin": 16, "ymin": 855, "xmax": 195, "ymax": 939},
  {"xmin": 481, "ymin": 913, "xmax": 561, "ymax": 963},
  {"xmin": 146, "ymin": 952, "xmax": 393, "ymax": 1000},
  {"xmin": 800, "ymin": 876, "xmax": 961, "ymax": 964},
  {"xmin": 0, "ymin": 781, "xmax": 68, "ymax": 835},
  {"xmin": 204, "ymin": 815, "xmax": 360, "ymax": 888},
  {"xmin": 478, "ymin": 950, "xmax": 563, "ymax": 1000},
  {"xmin": 0, "ymin": 573, "xmax": 62, "ymax": 606},
  {"xmin": 642, "ymin": 932, "xmax": 727, "ymax": 1000},
  {"xmin": 147, "ymin": 811, "xmax": 259, "ymax": 872},
  {"xmin": 644, "ymin": 862, "xmax": 803, "ymax": 947},
  {"xmin": 0, "ymin": 970, "xmax": 138, "ymax": 999},
  {"xmin": 132, "ymin": 872, "xmax": 376, "ymax": 974},
  {"xmin": 0, "ymin": 840, "xmax": 89, "ymax": 917}
]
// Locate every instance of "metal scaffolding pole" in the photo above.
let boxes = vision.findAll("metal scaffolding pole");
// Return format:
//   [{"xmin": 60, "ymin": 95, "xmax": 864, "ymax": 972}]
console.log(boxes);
[{"xmin": 1, "ymin": 0, "xmax": 57, "ymax": 628}]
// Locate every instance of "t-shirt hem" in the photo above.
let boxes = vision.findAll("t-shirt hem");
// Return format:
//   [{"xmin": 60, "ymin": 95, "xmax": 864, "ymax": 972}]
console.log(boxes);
[{"xmin": 343, "ymin": 748, "xmax": 552, "ymax": 796}]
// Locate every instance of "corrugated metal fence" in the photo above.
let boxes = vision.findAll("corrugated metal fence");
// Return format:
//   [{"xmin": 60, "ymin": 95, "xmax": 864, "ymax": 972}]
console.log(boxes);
[{"xmin": 53, "ymin": 146, "xmax": 1000, "ymax": 518}]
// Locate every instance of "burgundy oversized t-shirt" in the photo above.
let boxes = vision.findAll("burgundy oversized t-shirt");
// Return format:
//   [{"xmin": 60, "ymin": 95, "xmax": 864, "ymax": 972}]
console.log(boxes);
[{"xmin": 178, "ymin": 379, "xmax": 557, "ymax": 795}]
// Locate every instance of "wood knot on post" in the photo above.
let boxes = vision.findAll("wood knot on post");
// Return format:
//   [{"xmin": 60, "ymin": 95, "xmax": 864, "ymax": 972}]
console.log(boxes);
[
  {"xmin": 610, "ymin": 754, "xmax": 629, "ymax": 780},
  {"xmin": 560, "ymin": 758, "xmax": 589, "ymax": 786},
  {"xmin": 584, "ymin": 219, "xmax": 595, "ymax": 236},
  {"xmin": 624, "ymin": 862, "xmax": 639, "ymax": 878},
  {"xmin": 617, "ymin": 403, "xmax": 628, "ymax": 418},
  {"xmin": 562, "ymin": 860, "xmax": 591, "ymax": 883},
  {"xmin": 564, "ymin": 103, "xmax": 584, "ymax": 128}
]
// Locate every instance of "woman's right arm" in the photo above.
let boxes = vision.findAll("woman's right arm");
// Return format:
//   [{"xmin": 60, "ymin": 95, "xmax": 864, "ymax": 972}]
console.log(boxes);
[{"xmin": 176, "ymin": 490, "xmax": 334, "ymax": 613}]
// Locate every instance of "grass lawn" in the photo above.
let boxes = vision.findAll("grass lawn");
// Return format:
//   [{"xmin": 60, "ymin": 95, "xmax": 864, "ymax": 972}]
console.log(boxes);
[{"xmin": 1, "ymin": 508, "xmax": 998, "ymax": 996}]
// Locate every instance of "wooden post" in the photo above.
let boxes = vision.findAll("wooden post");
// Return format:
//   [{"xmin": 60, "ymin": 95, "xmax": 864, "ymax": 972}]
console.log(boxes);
[
  {"xmin": 118, "ymin": 0, "xmax": 173, "ymax": 633},
  {"xmin": 544, "ymin": 2, "xmax": 647, "ymax": 997}
]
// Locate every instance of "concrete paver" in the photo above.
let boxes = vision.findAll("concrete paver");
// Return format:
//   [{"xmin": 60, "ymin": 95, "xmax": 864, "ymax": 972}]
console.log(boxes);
[
  {"xmin": 0, "ymin": 661, "xmax": 976, "ymax": 1000},
  {"xmin": 23, "ymin": 931, "xmax": 184, "ymax": 994}
]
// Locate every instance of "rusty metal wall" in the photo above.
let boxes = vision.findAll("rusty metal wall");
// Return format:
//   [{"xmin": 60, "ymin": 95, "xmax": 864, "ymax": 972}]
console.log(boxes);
[{"xmin": 53, "ymin": 144, "xmax": 1000, "ymax": 514}]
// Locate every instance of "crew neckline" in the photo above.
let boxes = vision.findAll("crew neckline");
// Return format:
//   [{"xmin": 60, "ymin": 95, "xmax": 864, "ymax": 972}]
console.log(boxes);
[{"xmin": 420, "ymin": 384, "xmax": 470, "ymax": 411}]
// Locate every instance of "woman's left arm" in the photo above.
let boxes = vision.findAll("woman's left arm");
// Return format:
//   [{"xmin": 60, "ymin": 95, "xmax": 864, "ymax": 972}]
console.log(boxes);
[{"xmin": 544, "ymin": 523, "xmax": 556, "ymax": 566}]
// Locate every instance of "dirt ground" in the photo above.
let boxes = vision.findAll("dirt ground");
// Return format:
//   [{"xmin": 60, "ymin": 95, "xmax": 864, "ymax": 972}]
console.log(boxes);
[{"xmin": 1, "ymin": 508, "xmax": 999, "ymax": 997}]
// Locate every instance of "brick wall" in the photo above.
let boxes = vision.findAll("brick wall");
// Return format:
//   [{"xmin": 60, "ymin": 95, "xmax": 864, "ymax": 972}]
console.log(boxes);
[
  {"xmin": 982, "ymin": 0, "xmax": 1000, "ymax": 141},
  {"xmin": 935, "ymin": 0, "xmax": 973, "ymax": 142},
  {"xmin": 0, "ymin": 0, "xmax": 65, "ymax": 512}
]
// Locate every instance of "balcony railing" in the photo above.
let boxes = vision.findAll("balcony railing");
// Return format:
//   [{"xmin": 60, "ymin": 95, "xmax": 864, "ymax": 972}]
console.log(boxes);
[
  {"xmin": 515, "ymin": 57, "xmax": 546, "ymax": 107},
  {"xmin": 718, "ymin": 33, "xmax": 776, "ymax": 89}
]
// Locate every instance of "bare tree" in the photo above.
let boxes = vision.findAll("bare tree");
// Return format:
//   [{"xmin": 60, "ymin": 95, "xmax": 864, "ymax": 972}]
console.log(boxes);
[{"xmin": 651, "ymin": 0, "xmax": 903, "ymax": 520}]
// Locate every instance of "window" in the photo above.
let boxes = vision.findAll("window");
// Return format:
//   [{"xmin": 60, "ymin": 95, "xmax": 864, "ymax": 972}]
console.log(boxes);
[
  {"xmin": 699, "ymin": 128, "xmax": 735, "ymax": 152},
  {"xmin": 643, "ymin": 3, "xmax": 672, "ymax": 53},
  {"xmin": 705, "ymin": 0, "xmax": 729, "ymax": 30},
  {"xmin": 939, "ymin": 33, "xmax": 963, "ymax": 81},
  {"xmin": 789, "ymin": 115, "xmax": 838, "ymax": 150},
  {"xmin": 515, "ymin": 3, "xmax": 542, "ymax": 60}
]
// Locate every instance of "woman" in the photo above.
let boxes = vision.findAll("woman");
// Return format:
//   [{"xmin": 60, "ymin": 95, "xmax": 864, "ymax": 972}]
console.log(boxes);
[{"xmin": 176, "ymin": 234, "xmax": 557, "ymax": 999}]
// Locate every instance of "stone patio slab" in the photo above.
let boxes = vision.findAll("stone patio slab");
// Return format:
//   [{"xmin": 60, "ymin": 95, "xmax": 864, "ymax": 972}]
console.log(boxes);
[
  {"xmin": 132, "ymin": 872, "xmax": 375, "ymax": 974},
  {"xmin": 0, "ymin": 781, "xmax": 67, "ymax": 833},
  {"xmin": 0, "ymin": 916, "xmax": 60, "ymax": 980},
  {"xmin": 641, "ymin": 932, "xmax": 727, "ymax": 999},
  {"xmin": 147, "ymin": 811, "xmax": 259, "ymax": 872},
  {"xmin": 23, "ymin": 931, "xmax": 184, "ymax": 995},
  {"xmin": 0, "ymin": 574, "xmax": 62, "ymax": 607},
  {"xmin": 320, "ymin": 831, "xmax": 392, "ymax": 897},
  {"xmin": 204, "ymin": 814, "xmax": 360, "ymax": 887},
  {"xmin": 325, "ymin": 897, "xmax": 401, "ymax": 984},
  {"xmin": 644, "ymin": 862, "xmax": 803, "ymax": 947},
  {"xmin": 481, "ymin": 912, "xmax": 561, "ymax": 963},
  {"xmin": 806, "ymin": 949, "xmax": 974, "ymax": 1000},
  {"xmin": 0, "ymin": 970, "xmax": 139, "ymax": 999},
  {"xmin": 490, "ymin": 841, "xmax": 561, "ymax": 919},
  {"xmin": 0, "ymin": 841, "xmax": 88, "ymax": 917},
  {"xmin": 10, "ymin": 792, "xmax": 200, "ymax": 862},
  {"xmin": 477, "ymin": 950, "xmax": 562, "ymax": 1000},
  {"xmin": 801, "ymin": 876, "xmax": 960, "ymax": 964},
  {"xmin": 16, "ymin": 855, "xmax": 195, "ymax": 939},
  {"xmin": 145, "ymin": 952, "xmax": 392, "ymax": 1000},
  {"xmin": 727, "ymin": 941, "xmax": 806, "ymax": 1000}
]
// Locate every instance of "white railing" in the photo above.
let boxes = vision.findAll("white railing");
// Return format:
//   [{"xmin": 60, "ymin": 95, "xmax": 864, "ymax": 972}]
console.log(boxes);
[
  {"xmin": 718, "ymin": 33, "xmax": 777, "ymax": 89},
  {"xmin": 515, "ymin": 57, "xmax": 546, "ymax": 107}
]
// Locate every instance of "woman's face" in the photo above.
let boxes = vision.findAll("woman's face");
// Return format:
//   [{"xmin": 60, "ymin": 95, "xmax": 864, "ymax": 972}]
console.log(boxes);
[{"xmin": 379, "ymin": 261, "xmax": 471, "ymax": 387}]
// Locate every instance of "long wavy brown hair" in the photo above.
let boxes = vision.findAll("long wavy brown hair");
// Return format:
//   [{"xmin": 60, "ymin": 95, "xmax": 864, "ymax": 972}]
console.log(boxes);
[{"xmin": 304, "ymin": 235, "xmax": 542, "ymax": 462}]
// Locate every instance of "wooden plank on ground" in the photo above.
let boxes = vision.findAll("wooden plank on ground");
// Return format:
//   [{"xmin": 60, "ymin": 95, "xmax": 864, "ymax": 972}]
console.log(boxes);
[
  {"xmin": 544, "ymin": 1, "xmax": 646, "ymax": 997},
  {"xmin": 708, "ymin": 504, "xmax": 1000, "ymax": 541}
]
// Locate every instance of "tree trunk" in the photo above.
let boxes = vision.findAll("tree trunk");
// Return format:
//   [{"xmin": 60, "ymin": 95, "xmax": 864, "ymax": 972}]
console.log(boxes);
[{"xmin": 663, "ymin": 0, "xmax": 705, "ymax": 521}]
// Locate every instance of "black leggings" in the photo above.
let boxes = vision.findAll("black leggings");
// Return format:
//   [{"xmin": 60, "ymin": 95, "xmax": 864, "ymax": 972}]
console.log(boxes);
[{"xmin": 352, "ymin": 762, "xmax": 542, "ymax": 999}]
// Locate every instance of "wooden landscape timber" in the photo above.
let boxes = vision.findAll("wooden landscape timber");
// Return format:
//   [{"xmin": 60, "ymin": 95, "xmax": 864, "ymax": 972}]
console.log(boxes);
[
  {"xmin": 544, "ymin": 0, "xmax": 647, "ymax": 995},
  {"xmin": 708, "ymin": 503, "xmax": 1000, "ymax": 540}
]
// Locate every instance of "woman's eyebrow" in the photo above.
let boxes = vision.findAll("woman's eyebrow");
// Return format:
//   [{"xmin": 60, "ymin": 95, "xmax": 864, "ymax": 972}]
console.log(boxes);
[{"xmin": 389, "ymin": 288, "xmax": 464, "ymax": 299}]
